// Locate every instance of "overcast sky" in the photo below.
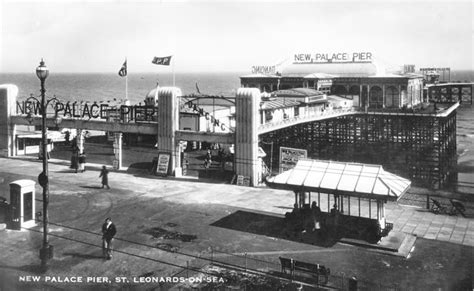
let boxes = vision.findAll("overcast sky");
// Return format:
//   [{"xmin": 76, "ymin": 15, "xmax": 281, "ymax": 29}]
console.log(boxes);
[{"xmin": 0, "ymin": 0, "xmax": 472, "ymax": 73}]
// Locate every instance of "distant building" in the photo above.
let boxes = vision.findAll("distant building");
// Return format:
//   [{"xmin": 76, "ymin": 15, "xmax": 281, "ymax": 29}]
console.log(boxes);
[{"xmin": 241, "ymin": 60, "xmax": 424, "ymax": 109}]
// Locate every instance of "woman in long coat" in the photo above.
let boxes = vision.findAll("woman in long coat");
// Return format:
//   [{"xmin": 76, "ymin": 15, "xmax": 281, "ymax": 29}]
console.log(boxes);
[{"xmin": 99, "ymin": 166, "xmax": 110, "ymax": 189}]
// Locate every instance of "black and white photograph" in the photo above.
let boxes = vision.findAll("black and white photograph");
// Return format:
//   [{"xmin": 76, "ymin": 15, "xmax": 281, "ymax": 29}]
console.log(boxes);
[{"xmin": 0, "ymin": 0, "xmax": 472, "ymax": 290}]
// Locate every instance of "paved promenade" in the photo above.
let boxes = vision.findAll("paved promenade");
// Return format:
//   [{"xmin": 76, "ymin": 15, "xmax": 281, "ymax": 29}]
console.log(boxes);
[{"xmin": 0, "ymin": 156, "xmax": 472, "ymax": 290}]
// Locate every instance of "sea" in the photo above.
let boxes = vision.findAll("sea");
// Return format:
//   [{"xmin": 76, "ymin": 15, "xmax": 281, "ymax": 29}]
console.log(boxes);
[{"xmin": 1, "ymin": 71, "xmax": 473, "ymax": 195}]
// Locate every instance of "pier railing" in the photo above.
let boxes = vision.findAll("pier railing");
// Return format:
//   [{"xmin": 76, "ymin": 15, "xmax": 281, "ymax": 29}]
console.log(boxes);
[
  {"xmin": 258, "ymin": 107, "xmax": 361, "ymax": 134},
  {"xmin": 258, "ymin": 102, "xmax": 460, "ymax": 134}
]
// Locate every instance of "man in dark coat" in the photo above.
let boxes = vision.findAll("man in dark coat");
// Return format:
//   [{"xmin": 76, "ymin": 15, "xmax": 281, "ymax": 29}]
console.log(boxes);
[
  {"xmin": 99, "ymin": 166, "xmax": 110, "ymax": 189},
  {"xmin": 102, "ymin": 217, "xmax": 117, "ymax": 260}
]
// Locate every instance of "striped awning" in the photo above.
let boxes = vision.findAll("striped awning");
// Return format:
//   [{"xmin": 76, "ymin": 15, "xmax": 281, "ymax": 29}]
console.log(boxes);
[{"xmin": 266, "ymin": 159, "xmax": 411, "ymax": 201}]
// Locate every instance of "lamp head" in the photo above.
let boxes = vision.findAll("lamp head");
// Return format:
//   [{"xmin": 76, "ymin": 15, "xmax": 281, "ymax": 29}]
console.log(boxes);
[{"xmin": 36, "ymin": 58, "xmax": 49, "ymax": 81}]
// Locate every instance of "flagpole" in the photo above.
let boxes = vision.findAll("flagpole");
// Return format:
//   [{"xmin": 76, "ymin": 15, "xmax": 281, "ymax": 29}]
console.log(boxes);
[
  {"xmin": 172, "ymin": 55, "xmax": 175, "ymax": 87},
  {"xmin": 125, "ymin": 58, "xmax": 128, "ymax": 101},
  {"xmin": 126, "ymin": 73, "xmax": 128, "ymax": 101}
]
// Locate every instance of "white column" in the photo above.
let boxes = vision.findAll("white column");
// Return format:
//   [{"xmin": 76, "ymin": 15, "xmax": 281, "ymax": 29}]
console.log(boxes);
[
  {"xmin": 157, "ymin": 87, "xmax": 182, "ymax": 176},
  {"xmin": 382, "ymin": 84, "xmax": 386, "ymax": 108},
  {"xmin": 113, "ymin": 132, "xmax": 122, "ymax": 170},
  {"xmin": 235, "ymin": 88, "xmax": 260, "ymax": 186},
  {"xmin": 76, "ymin": 129, "xmax": 85, "ymax": 154},
  {"xmin": 0, "ymin": 85, "xmax": 19, "ymax": 157},
  {"xmin": 399, "ymin": 85, "xmax": 403, "ymax": 107}
]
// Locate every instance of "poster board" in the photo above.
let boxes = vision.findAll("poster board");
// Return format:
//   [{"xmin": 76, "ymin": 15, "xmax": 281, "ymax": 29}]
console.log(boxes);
[
  {"xmin": 156, "ymin": 153, "xmax": 171, "ymax": 176},
  {"xmin": 279, "ymin": 147, "xmax": 307, "ymax": 173}
]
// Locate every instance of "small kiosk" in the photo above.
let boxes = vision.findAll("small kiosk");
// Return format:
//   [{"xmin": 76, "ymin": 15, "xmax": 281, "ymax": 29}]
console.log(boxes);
[
  {"xmin": 9, "ymin": 179, "xmax": 36, "ymax": 230},
  {"xmin": 266, "ymin": 159, "xmax": 411, "ymax": 243}
]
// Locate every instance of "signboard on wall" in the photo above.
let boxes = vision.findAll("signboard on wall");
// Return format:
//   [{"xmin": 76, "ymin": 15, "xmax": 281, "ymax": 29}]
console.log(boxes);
[
  {"xmin": 293, "ymin": 52, "xmax": 373, "ymax": 64},
  {"xmin": 157, "ymin": 153, "xmax": 171, "ymax": 176},
  {"xmin": 279, "ymin": 147, "xmax": 307, "ymax": 173}
]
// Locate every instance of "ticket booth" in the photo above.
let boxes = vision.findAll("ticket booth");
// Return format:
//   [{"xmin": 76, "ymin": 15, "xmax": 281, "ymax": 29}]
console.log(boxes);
[{"xmin": 8, "ymin": 179, "xmax": 36, "ymax": 230}]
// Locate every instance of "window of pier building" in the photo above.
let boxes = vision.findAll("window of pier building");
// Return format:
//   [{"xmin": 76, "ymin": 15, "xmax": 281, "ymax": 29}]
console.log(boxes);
[
  {"xmin": 369, "ymin": 86, "xmax": 383, "ymax": 108},
  {"xmin": 385, "ymin": 86, "xmax": 399, "ymax": 108},
  {"xmin": 318, "ymin": 86, "xmax": 331, "ymax": 94},
  {"xmin": 333, "ymin": 85, "xmax": 348, "ymax": 97}
]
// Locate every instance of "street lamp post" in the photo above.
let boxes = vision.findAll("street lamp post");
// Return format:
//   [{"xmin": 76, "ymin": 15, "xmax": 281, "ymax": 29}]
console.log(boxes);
[{"xmin": 36, "ymin": 58, "xmax": 53, "ymax": 270}]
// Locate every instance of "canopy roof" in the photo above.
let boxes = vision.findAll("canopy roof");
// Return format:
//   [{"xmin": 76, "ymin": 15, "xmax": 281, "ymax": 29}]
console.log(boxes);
[{"xmin": 266, "ymin": 159, "xmax": 411, "ymax": 201}]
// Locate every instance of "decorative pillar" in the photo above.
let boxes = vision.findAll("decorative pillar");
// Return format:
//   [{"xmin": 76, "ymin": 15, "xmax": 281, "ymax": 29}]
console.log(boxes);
[
  {"xmin": 113, "ymin": 132, "xmax": 122, "ymax": 170},
  {"xmin": 235, "ymin": 88, "xmax": 260, "ymax": 186},
  {"xmin": 0, "ymin": 84, "xmax": 19, "ymax": 157},
  {"xmin": 157, "ymin": 87, "xmax": 182, "ymax": 176},
  {"xmin": 76, "ymin": 129, "xmax": 85, "ymax": 154}
]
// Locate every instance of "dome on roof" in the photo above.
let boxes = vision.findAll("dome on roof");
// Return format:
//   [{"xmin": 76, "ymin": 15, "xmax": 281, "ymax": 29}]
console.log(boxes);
[
  {"xmin": 146, "ymin": 88, "xmax": 158, "ymax": 99},
  {"xmin": 282, "ymin": 62, "xmax": 378, "ymax": 77}
]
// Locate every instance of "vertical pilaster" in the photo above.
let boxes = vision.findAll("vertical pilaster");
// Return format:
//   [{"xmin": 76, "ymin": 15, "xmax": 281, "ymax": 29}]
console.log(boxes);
[
  {"xmin": 382, "ymin": 84, "xmax": 386, "ymax": 108},
  {"xmin": 157, "ymin": 87, "xmax": 182, "ymax": 176},
  {"xmin": 76, "ymin": 129, "xmax": 85, "ymax": 154},
  {"xmin": 398, "ymin": 85, "xmax": 402, "ymax": 107},
  {"xmin": 235, "ymin": 88, "xmax": 260, "ymax": 186},
  {"xmin": 0, "ymin": 85, "xmax": 19, "ymax": 157},
  {"xmin": 113, "ymin": 132, "xmax": 122, "ymax": 170}
]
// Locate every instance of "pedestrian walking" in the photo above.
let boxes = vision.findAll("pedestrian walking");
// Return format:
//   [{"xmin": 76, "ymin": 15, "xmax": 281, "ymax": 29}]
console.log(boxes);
[
  {"xmin": 99, "ymin": 165, "xmax": 110, "ymax": 189},
  {"xmin": 203, "ymin": 149, "xmax": 212, "ymax": 168},
  {"xmin": 71, "ymin": 148, "xmax": 79, "ymax": 173},
  {"xmin": 64, "ymin": 130, "xmax": 70, "ymax": 145},
  {"xmin": 101, "ymin": 217, "xmax": 116, "ymax": 260},
  {"xmin": 78, "ymin": 152, "xmax": 86, "ymax": 173}
]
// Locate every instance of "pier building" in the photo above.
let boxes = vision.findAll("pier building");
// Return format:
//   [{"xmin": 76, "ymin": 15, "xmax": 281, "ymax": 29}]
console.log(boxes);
[{"xmin": 241, "ymin": 61, "xmax": 425, "ymax": 109}]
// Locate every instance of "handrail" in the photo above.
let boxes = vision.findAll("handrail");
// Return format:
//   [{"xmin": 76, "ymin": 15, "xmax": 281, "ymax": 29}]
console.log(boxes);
[{"xmin": 258, "ymin": 102, "xmax": 459, "ymax": 133}]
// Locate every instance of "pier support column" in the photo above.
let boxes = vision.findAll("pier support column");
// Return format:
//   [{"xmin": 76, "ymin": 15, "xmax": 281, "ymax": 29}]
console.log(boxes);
[
  {"xmin": 0, "ymin": 84, "xmax": 19, "ymax": 157},
  {"xmin": 157, "ymin": 87, "xmax": 182, "ymax": 176},
  {"xmin": 113, "ymin": 132, "xmax": 122, "ymax": 170},
  {"xmin": 235, "ymin": 88, "xmax": 260, "ymax": 186}
]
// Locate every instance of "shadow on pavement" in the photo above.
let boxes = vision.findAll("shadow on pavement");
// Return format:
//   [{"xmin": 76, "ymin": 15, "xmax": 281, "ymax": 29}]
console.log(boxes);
[
  {"xmin": 0, "ymin": 264, "xmax": 44, "ymax": 274},
  {"xmin": 54, "ymin": 170, "xmax": 78, "ymax": 174},
  {"xmin": 80, "ymin": 186, "xmax": 103, "ymax": 189},
  {"xmin": 63, "ymin": 252, "xmax": 103, "ymax": 260},
  {"xmin": 211, "ymin": 210, "xmax": 337, "ymax": 247}
]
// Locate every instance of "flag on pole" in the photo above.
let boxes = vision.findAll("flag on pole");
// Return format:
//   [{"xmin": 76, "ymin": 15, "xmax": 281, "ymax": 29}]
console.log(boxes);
[
  {"xmin": 118, "ymin": 60, "xmax": 127, "ymax": 77},
  {"xmin": 152, "ymin": 56, "xmax": 172, "ymax": 66}
]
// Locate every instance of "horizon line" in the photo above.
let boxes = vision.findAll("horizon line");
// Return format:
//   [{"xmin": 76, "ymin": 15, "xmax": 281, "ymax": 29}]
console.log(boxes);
[{"xmin": 2, "ymin": 68, "xmax": 474, "ymax": 74}]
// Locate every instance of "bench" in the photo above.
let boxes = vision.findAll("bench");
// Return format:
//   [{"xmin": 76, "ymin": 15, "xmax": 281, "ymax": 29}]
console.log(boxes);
[
  {"xmin": 450, "ymin": 199, "xmax": 466, "ymax": 217},
  {"xmin": 279, "ymin": 257, "xmax": 330, "ymax": 284},
  {"xmin": 431, "ymin": 198, "xmax": 467, "ymax": 217},
  {"xmin": 430, "ymin": 198, "xmax": 447, "ymax": 214}
]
